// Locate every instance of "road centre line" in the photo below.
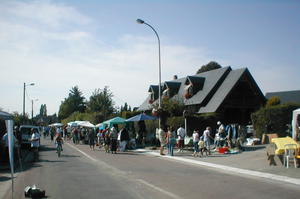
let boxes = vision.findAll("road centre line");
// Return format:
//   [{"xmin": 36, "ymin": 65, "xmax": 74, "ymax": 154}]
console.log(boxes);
[
  {"xmin": 66, "ymin": 144, "xmax": 300, "ymax": 186},
  {"xmin": 66, "ymin": 143, "xmax": 182, "ymax": 199},
  {"xmin": 137, "ymin": 179, "xmax": 183, "ymax": 199},
  {"xmin": 66, "ymin": 143, "xmax": 97, "ymax": 162},
  {"xmin": 137, "ymin": 149, "xmax": 300, "ymax": 186}
]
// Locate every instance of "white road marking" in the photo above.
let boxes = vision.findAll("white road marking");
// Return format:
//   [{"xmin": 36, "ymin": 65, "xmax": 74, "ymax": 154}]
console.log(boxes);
[
  {"xmin": 66, "ymin": 143, "xmax": 182, "ymax": 199},
  {"xmin": 66, "ymin": 143, "xmax": 97, "ymax": 162},
  {"xmin": 137, "ymin": 179, "xmax": 183, "ymax": 199},
  {"xmin": 136, "ymin": 149, "xmax": 300, "ymax": 186}
]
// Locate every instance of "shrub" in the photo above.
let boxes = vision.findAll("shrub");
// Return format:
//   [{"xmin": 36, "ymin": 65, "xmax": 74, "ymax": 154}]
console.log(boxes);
[
  {"xmin": 167, "ymin": 116, "xmax": 184, "ymax": 130},
  {"xmin": 266, "ymin": 96, "xmax": 281, "ymax": 107},
  {"xmin": 251, "ymin": 103, "xmax": 300, "ymax": 138}
]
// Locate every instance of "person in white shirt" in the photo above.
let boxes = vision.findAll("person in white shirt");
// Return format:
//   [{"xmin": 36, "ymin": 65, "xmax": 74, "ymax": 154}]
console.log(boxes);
[
  {"xmin": 177, "ymin": 126, "xmax": 185, "ymax": 152},
  {"xmin": 158, "ymin": 127, "xmax": 167, "ymax": 155},
  {"xmin": 192, "ymin": 130, "xmax": 200, "ymax": 157},
  {"xmin": 203, "ymin": 127, "xmax": 213, "ymax": 155},
  {"xmin": 217, "ymin": 121, "xmax": 225, "ymax": 137},
  {"xmin": 31, "ymin": 129, "xmax": 40, "ymax": 161}
]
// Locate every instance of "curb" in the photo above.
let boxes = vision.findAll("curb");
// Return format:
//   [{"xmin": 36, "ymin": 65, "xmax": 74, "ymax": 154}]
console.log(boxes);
[{"xmin": 136, "ymin": 149, "xmax": 300, "ymax": 186}]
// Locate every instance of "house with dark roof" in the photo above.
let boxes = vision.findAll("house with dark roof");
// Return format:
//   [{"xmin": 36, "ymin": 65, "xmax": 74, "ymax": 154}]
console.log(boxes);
[
  {"xmin": 265, "ymin": 90, "xmax": 300, "ymax": 104},
  {"xmin": 138, "ymin": 67, "xmax": 266, "ymax": 125}
]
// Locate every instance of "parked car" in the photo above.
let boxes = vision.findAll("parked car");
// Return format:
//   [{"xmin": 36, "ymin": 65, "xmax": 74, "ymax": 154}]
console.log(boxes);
[{"xmin": 20, "ymin": 125, "xmax": 40, "ymax": 147}]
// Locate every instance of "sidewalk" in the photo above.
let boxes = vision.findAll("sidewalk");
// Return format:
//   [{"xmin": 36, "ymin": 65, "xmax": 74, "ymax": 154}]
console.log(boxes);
[
  {"xmin": 137, "ymin": 144, "xmax": 300, "ymax": 185},
  {"xmin": 0, "ymin": 149, "xmax": 33, "ymax": 199}
]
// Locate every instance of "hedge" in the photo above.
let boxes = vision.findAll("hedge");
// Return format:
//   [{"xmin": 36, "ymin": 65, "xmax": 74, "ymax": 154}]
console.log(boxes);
[{"xmin": 251, "ymin": 103, "xmax": 300, "ymax": 139}]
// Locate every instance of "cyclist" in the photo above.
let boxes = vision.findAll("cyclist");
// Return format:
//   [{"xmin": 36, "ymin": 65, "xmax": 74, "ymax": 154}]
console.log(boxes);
[{"xmin": 55, "ymin": 133, "xmax": 64, "ymax": 154}]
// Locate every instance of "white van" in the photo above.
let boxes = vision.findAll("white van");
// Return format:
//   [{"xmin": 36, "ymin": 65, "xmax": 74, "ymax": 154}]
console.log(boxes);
[{"xmin": 20, "ymin": 125, "xmax": 40, "ymax": 147}]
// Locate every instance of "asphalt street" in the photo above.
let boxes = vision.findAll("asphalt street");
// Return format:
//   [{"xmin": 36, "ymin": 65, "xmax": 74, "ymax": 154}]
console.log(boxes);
[{"xmin": 3, "ymin": 137, "xmax": 300, "ymax": 199}]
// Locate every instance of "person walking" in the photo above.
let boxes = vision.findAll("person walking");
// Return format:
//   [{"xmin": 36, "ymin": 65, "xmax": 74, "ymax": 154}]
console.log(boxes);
[
  {"xmin": 203, "ymin": 126, "xmax": 213, "ymax": 155},
  {"xmin": 192, "ymin": 130, "xmax": 200, "ymax": 157},
  {"xmin": 50, "ymin": 127, "xmax": 55, "ymax": 142},
  {"xmin": 72, "ymin": 127, "xmax": 79, "ymax": 144},
  {"xmin": 198, "ymin": 136, "xmax": 208, "ymax": 157},
  {"xmin": 120, "ymin": 127, "xmax": 129, "ymax": 152},
  {"xmin": 96, "ymin": 129, "xmax": 102, "ymax": 149},
  {"xmin": 177, "ymin": 125, "xmax": 185, "ymax": 152},
  {"xmin": 110, "ymin": 126, "xmax": 118, "ymax": 154},
  {"xmin": 158, "ymin": 127, "xmax": 167, "ymax": 155},
  {"xmin": 88, "ymin": 129, "xmax": 95, "ymax": 151},
  {"xmin": 103, "ymin": 127, "xmax": 110, "ymax": 153},
  {"xmin": 167, "ymin": 126, "xmax": 176, "ymax": 156}
]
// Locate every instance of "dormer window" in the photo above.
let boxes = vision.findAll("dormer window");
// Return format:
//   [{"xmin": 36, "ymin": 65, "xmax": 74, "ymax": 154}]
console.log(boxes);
[
  {"xmin": 147, "ymin": 85, "xmax": 159, "ymax": 104},
  {"xmin": 162, "ymin": 88, "xmax": 170, "ymax": 99},
  {"xmin": 148, "ymin": 93, "xmax": 154, "ymax": 104},
  {"xmin": 163, "ymin": 81, "xmax": 181, "ymax": 100},
  {"xmin": 183, "ymin": 76, "xmax": 205, "ymax": 99},
  {"xmin": 184, "ymin": 83, "xmax": 193, "ymax": 99}
]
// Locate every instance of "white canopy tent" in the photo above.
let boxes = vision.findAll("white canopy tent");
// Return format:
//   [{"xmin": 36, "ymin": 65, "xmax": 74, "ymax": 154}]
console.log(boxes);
[
  {"xmin": 292, "ymin": 108, "xmax": 300, "ymax": 140},
  {"xmin": 67, "ymin": 121, "xmax": 95, "ymax": 128},
  {"xmin": 78, "ymin": 121, "xmax": 95, "ymax": 128},
  {"xmin": 49, "ymin": 123, "xmax": 63, "ymax": 127}
]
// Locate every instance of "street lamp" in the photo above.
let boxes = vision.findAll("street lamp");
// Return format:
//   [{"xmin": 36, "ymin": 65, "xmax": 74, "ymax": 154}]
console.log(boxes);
[
  {"xmin": 23, "ymin": 82, "xmax": 35, "ymax": 118},
  {"xmin": 136, "ymin": 18, "xmax": 162, "ymax": 128},
  {"xmin": 31, "ymin": 99, "xmax": 38, "ymax": 120}
]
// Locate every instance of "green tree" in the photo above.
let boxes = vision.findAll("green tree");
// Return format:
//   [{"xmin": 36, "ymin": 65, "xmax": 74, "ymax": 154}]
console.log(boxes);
[
  {"xmin": 12, "ymin": 112, "xmax": 24, "ymax": 126},
  {"xmin": 87, "ymin": 86, "xmax": 115, "ymax": 120},
  {"xmin": 196, "ymin": 61, "xmax": 222, "ymax": 74},
  {"xmin": 39, "ymin": 104, "xmax": 47, "ymax": 116},
  {"xmin": 121, "ymin": 102, "xmax": 131, "ymax": 112},
  {"xmin": 58, "ymin": 86, "xmax": 86, "ymax": 120}
]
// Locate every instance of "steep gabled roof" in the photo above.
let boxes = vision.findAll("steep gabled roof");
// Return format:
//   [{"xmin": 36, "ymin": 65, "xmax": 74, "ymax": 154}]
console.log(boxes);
[
  {"xmin": 184, "ymin": 67, "xmax": 231, "ymax": 106},
  {"xmin": 138, "ymin": 85, "xmax": 162, "ymax": 111},
  {"xmin": 138, "ymin": 95, "xmax": 154, "ymax": 111},
  {"xmin": 138, "ymin": 66, "xmax": 264, "ymax": 113},
  {"xmin": 265, "ymin": 90, "xmax": 300, "ymax": 104},
  {"xmin": 198, "ymin": 68, "xmax": 265, "ymax": 113}
]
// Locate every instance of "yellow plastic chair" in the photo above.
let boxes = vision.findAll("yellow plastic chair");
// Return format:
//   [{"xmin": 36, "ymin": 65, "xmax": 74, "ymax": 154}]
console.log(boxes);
[{"xmin": 283, "ymin": 144, "xmax": 297, "ymax": 168}]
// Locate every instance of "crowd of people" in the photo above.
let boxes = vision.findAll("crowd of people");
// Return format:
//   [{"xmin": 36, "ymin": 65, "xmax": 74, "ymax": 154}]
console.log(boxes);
[
  {"xmin": 39, "ymin": 120, "xmax": 245, "ymax": 157},
  {"xmin": 157, "ymin": 121, "xmax": 243, "ymax": 157}
]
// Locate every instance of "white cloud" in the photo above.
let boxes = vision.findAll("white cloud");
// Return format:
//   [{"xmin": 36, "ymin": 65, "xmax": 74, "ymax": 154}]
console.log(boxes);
[
  {"xmin": 0, "ymin": 0, "xmax": 221, "ymax": 115},
  {"xmin": 1, "ymin": 1, "xmax": 91, "ymax": 28}
]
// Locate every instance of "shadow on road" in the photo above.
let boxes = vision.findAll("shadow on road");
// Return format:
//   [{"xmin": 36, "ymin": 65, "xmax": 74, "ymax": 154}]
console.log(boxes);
[
  {"xmin": 38, "ymin": 159, "xmax": 65, "ymax": 163},
  {"xmin": 243, "ymin": 145, "xmax": 266, "ymax": 151},
  {"xmin": 60, "ymin": 154, "xmax": 80, "ymax": 158},
  {"xmin": 0, "ymin": 176, "xmax": 13, "ymax": 182},
  {"xmin": 39, "ymin": 145, "xmax": 56, "ymax": 152}
]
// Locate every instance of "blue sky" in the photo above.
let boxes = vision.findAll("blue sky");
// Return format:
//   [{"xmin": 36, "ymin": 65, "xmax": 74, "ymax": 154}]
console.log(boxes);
[{"xmin": 0, "ymin": 0, "xmax": 299, "ymax": 115}]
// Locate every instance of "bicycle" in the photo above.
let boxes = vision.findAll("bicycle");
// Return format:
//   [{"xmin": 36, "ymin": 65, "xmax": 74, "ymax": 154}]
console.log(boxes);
[{"xmin": 56, "ymin": 143, "xmax": 62, "ymax": 157}]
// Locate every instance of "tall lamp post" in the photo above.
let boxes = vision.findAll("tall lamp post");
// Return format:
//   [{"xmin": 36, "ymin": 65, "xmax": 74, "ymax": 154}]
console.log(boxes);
[
  {"xmin": 23, "ymin": 82, "xmax": 35, "ymax": 118},
  {"xmin": 31, "ymin": 99, "xmax": 38, "ymax": 120},
  {"xmin": 136, "ymin": 18, "xmax": 162, "ymax": 129}
]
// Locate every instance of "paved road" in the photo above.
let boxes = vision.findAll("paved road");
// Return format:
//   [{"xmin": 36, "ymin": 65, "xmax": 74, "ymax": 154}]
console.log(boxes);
[{"xmin": 4, "ymin": 138, "xmax": 300, "ymax": 199}]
